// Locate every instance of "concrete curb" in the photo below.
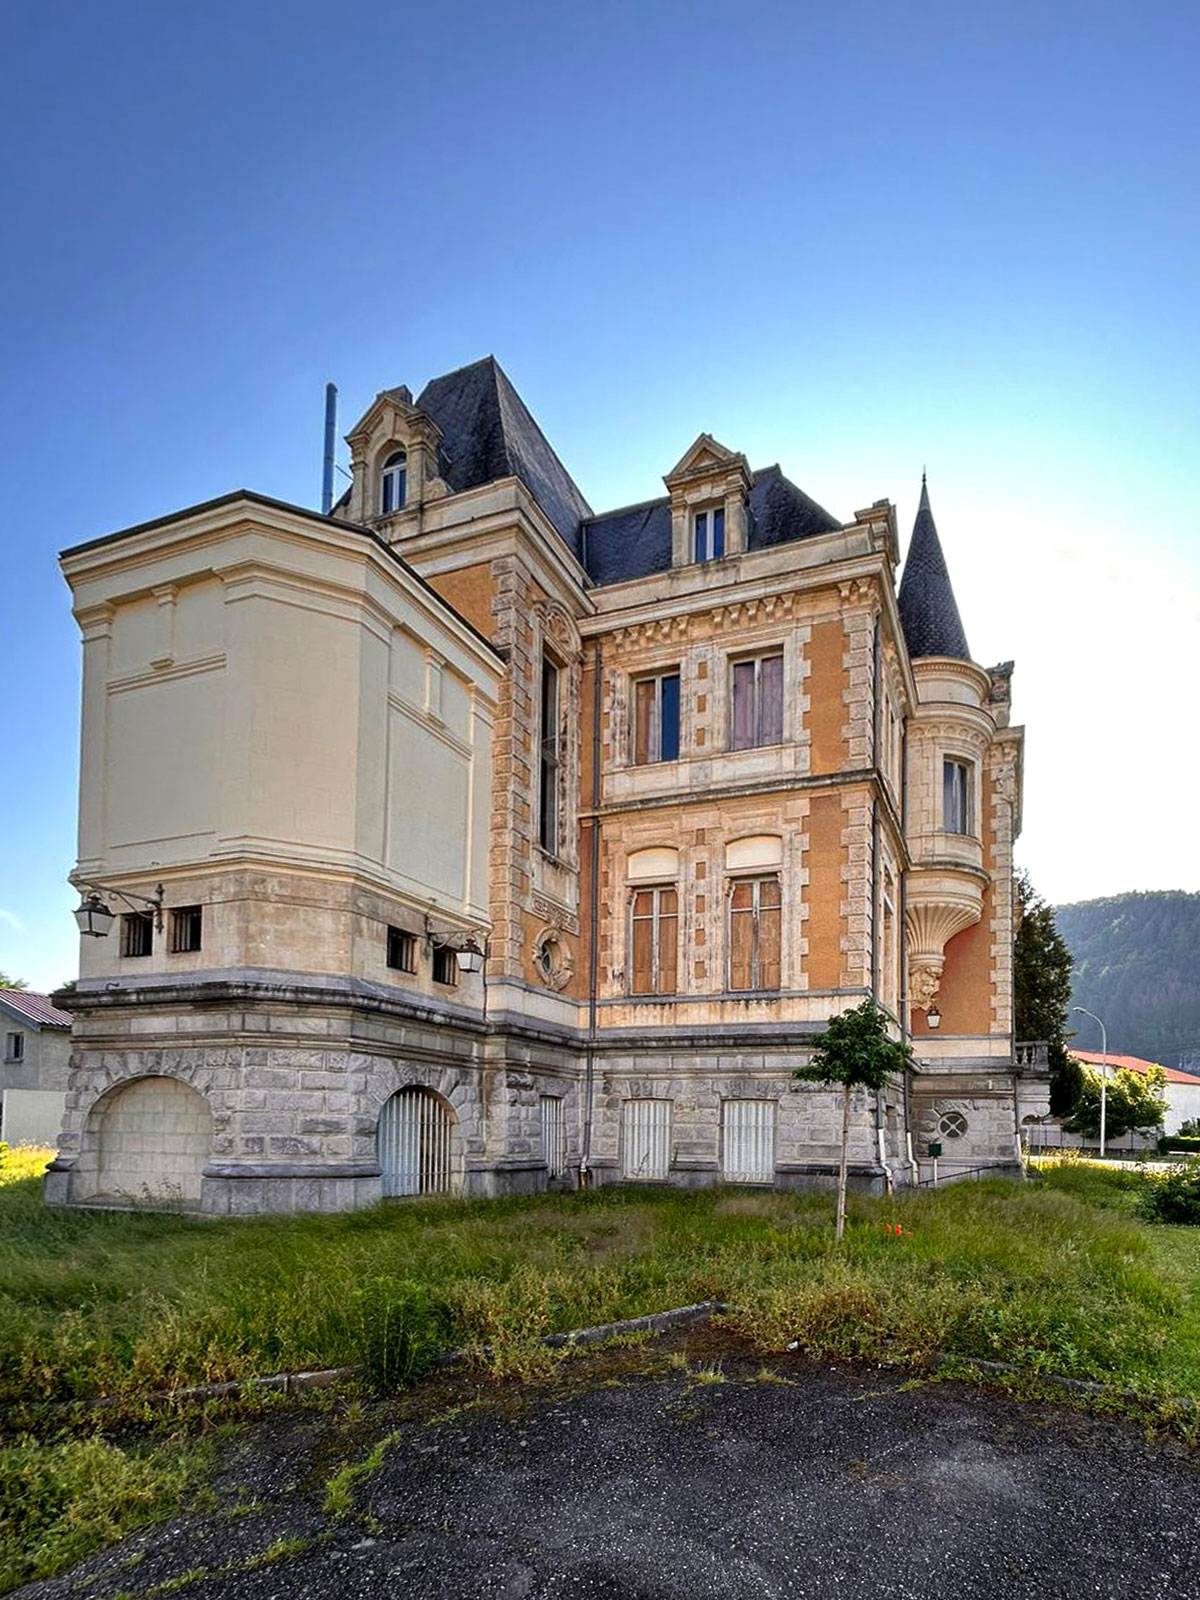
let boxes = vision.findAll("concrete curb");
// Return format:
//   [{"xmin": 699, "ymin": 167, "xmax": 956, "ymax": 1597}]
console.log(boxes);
[{"xmin": 9, "ymin": 1299, "xmax": 731, "ymax": 1416}]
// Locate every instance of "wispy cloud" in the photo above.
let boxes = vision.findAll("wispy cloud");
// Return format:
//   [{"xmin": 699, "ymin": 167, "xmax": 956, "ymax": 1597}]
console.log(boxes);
[{"xmin": 0, "ymin": 909, "xmax": 25, "ymax": 933}]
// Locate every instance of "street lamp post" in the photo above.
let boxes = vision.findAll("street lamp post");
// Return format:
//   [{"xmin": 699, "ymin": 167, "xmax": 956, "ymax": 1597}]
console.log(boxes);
[{"xmin": 1072, "ymin": 1005, "xmax": 1108, "ymax": 1158}]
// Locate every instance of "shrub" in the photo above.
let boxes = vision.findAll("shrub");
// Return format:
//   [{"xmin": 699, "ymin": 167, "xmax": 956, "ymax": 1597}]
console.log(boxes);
[
  {"xmin": 1139, "ymin": 1164, "xmax": 1200, "ymax": 1225},
  {"xmin": 1157, "ymin": 1136, "xmax": 1200, "ymax": 1156},
  {"xmin": 355, "ymin": 1277, "xmax": 449, "ymax": 1391}
]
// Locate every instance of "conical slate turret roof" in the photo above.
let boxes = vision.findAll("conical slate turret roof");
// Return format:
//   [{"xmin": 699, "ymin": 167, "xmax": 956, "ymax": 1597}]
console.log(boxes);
[{"xmin": 897, "ymin": 477, "xmax": 971, "ymax": 661}]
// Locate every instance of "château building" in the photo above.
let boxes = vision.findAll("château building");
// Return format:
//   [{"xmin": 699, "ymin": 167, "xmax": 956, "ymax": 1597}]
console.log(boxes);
[{"xmin": 49, "ymin": 358, "xmax": 1048, "ymax": 1212}]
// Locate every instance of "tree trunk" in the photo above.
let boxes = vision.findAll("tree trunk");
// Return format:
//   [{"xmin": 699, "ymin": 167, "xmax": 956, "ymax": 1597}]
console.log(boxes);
[{"xmin": 836, "ymin": 1080, "xmax": 850, "ymax": 1242}]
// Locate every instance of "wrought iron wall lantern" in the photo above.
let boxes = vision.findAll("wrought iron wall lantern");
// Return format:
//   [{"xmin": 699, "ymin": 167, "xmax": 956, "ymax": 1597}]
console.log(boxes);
[
  {"xmin": 925, "ymin": 1003, "xmax": 941, "ymax": 1029},
  {"xmin": 423, "ymin": 917, "xmax": 490, "ymax": 975},
  {"xmin": 73, "ymin": 882, "xmax": 165, "ymax": 939}
]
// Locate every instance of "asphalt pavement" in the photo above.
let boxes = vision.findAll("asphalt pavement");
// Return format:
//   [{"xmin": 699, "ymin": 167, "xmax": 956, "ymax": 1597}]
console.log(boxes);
[{"xmin": 18, "ymin": 1356, "xmax": 1200, "ymax": 1599}]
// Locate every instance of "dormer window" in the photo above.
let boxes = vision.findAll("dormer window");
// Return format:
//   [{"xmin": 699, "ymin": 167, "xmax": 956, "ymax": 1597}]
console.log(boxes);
[
  {"xmin": 693, "ymin": 506, "xmax": 725, "ymax": 562},
  {"xmin": 380, "ymin": 449, "xmax": 407, "ymax": 515}
]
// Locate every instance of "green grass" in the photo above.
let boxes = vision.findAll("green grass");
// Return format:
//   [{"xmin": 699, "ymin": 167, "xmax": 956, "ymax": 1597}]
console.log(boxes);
[
  {"xmin": 3, "ymin": 1154, "xmax": 1200, "ymax": 1407},
  {"xmin": 4, "ymin": 1154, "xmax": 1200, "ymax": 1594}
]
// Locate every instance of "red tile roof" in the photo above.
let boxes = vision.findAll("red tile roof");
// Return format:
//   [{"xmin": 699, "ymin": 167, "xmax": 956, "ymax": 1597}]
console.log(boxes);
[
  {"xmin": 0, "ymin": 990, "xmax": 72, "ymax": 1029},
  {"xmin": 1072, "ymin": 1049, "xmax": 1200, "ymax": 1086}
]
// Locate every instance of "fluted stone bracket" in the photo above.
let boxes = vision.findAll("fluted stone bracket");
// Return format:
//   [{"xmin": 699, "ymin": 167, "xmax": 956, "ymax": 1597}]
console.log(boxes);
[{"xmin": 905, "ymin": 868, "xmax": 986, "ymax": 1009}]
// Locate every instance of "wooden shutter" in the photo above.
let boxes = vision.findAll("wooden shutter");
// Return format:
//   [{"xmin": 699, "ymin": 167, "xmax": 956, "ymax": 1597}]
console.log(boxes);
[
  {"xmin": 729, "ymin": 880, "xmax": 754, "ymax": 990},
  {"xmin": 656, "ymin": 887, "xmax": 678, "ymax": 994},
  {"xmin": 759, "ymin": 877, "xmax": 782, "ymax": 990},
  {"xmin": 760, "ymin": 654, "xmax": 783, "ymax": 744},
  {"xmin": 631, "ymin": 889, "xmax": 655, "ymax": 994},
  {"xmin": 634, "ymin": 678, "xmax": 655, "ymax": 765},
  {"xmin": 731, "ymin": 660, "xmax": 756, "ymax": 750}
]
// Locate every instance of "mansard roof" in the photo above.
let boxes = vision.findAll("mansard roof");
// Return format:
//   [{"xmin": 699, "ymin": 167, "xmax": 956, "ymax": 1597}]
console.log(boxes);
[
  {"xmin": 582, "ymin": 465, "xmax": 841, "ymax": 587},
  {"xmin": 415, "ymin": 357, "xmax": 593, "ymax": 559},
  {"xmin": 897, "ymin": 477, "xmax": 971, "ymax": 661}
]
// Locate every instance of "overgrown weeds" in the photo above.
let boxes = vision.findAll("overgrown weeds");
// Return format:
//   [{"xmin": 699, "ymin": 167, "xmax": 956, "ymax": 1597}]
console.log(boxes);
[{"xmin": 4, "ymin": 1163, "xmax": 1200, "ymax": 1410}]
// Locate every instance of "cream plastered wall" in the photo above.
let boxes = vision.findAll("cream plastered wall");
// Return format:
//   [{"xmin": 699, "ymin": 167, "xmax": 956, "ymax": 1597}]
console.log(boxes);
[{"xmin": 61, "ymin": 497, "xmax": 501, "ymax": 986}]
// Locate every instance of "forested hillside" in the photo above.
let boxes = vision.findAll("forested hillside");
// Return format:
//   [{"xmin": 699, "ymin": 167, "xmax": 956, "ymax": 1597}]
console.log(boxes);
[{"xmin": 1055, "ymin": 891, "xmax": 1200, "ymax": 1070}]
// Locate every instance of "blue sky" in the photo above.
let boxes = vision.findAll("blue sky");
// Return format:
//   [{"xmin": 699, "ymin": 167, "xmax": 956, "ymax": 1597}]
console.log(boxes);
[{"xmin": 2, "ymin": 0, "xmax": 1197, "ymax": 992}]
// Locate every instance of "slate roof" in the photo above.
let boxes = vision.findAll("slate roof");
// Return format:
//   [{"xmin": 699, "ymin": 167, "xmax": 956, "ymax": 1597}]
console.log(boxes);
[
  {"xmin": 416, "ymin": 358, "xmax": 593, "ymax": 560},
  {"xmin": 897, "ymin": 477, "xmax": 971, "ymax": 661},
  {"xmin": 0, "ymin": 990, "xmax": 72, "ymax": 1029},
  {"xmin": 581, "ymin": 465, "xmax": 841, "ymax": 588}
]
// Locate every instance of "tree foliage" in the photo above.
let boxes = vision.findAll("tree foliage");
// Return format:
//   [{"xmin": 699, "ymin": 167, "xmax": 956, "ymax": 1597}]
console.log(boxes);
[
  {"xmin": 795, "ymin": 1000, "xmax": 913, "ymax": 1241},
  {"xmin": 1063, "ymin": 1062, "xmax": 1167, "ymax": 1141},
  {"xmin": 1013, "ymin": 871, "xmax": 1077, "ymax": 1114},
  {"xmin": 0, "ymin": 974, "xmax": 28, "ymax": 991},
  {"xmin": 796, "ymin": 998, "xmax": 913, "ymax": 1094},
  {"xmin": 1056, "ymin": 890, "xmax": 1200, "ymax": 1071}
]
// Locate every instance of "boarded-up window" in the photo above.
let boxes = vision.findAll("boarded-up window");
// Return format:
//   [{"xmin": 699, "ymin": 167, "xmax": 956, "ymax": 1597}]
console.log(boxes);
[
  {"xmin": 540, "ymin": 1095, "xmax": 567, "ymax": 1176},
  {"xmin": 728, "ymin": 876, "xmax": 782, "ymax": 991},
  {"xmin": 730, "ymin": 652, "xmax": 783, "ymax": 749},
  {"xmin": 633, "ymin": 672, "xmax": 680, "ymax": 764},
  {"xmin": 630, "ymin": 885, "xmax": 678, "ymax": 995},
  {"xmin": 721, "ymin": 1099, "xmax": 776, "ymax": 1183},
  {"xmin": 621, "ymin": 1098, "xmax": 671, "ymax": 1180}
]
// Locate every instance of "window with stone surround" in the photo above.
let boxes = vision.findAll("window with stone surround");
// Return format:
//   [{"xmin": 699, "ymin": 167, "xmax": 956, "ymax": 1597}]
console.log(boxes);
[
  {"xmin": 432, "ymin": 945, "xmax": 459, "ymax": 985},
  {"xmin": 629, "ymin": 884, "xmax": 678, "ymax": 995},
  {"xmin": 379, "ymin": 448, "xmax": 407, "ymax": 514},
  {"xmin": 169, "ymin": 906, "xmax": 203, "ymax": 954},
  {"xmin": 943, "ymin": 758, "xmax": 971, "ymax": 835},
  {"xmin": 387, "ymin": 926, "xmax": 417, "ymax": 973},
  {"xmin": 730, "ymin": 651, "xmax": 783, "ymax": 749},
  {"xmin": 632, "ymin": 670, "xmax": 680, "ymax": 764},
  {"xmin": 728, "ymin": 876, "xmax": 782, "ymax": 992},
  {"xmin": 120, "ymin": 912, "xmax": 153, "ymax": 958},
  {"xmin": 693, "ymin": 505, "xmax": 725, "ymax": 562},
  {"xmin": 621, "ymin": 1097, "xmax": 671, "ymax": 1179},
  {"xmin": 539, "ymin": 655, "xmax": 561, "ymax": 855}
]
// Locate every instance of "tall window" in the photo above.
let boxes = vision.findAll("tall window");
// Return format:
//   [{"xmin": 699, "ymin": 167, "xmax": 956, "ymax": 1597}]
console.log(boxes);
[
  {"xmin": 539, "ymin": 657, "xmax": 560, "ymax": 855},
  {"xmin": 4, "ymin": 1033, "xmax": 23, "ymax": 1063},
  {"xmin": 730, "ymin": 652, "xmax": 783, "ymax": 749},
  {"xmin": 120, "ymin": 912, "xmax": 153, "ymax": 958},
  {"xmin": 728, "ymin": 877, "xmax": 782, "ymax": 991},
  {"xmin": 629, "ymin": 884, "xmax": 678, "ymax": 995},
  {"xmin": 380, "ymin": 449, "xmax": 407, "ymax": 514},
  {"xmin": 540, "ymin": 1095, "xmax": 567, "ymax": 1177},
  {"xmin": 621, "ymin": 1098, "xmax": 671, "ymax": 1180},
  {"xmin": 943, "ymin": 758, "xmax": 970, "ymax": 834},
  {"xmin": 633, "ymin": 671, "xmax": 680, "ymax": 764},
  {"xmin": 387, "ymin": 926, "xmax": 417, "ymax": 973},
  {"xmin": 169, "ymin": 906, "xmax": 203, "ymax": 953},
  {"xmin": 693, "ymin": 506, "xmax": 725, "ymax": 562}
]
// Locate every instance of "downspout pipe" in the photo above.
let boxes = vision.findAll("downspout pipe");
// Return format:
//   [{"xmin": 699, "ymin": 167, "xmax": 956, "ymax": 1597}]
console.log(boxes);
[{"xmin": 581, "ymin": 636, "xmax": 602, "ymax": 1190}]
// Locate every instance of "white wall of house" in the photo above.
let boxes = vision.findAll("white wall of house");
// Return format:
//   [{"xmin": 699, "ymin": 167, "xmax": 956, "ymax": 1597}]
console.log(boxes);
[{"xmin": 1, "ymin": 1018, "xmax": 70, "ymax": 1146}]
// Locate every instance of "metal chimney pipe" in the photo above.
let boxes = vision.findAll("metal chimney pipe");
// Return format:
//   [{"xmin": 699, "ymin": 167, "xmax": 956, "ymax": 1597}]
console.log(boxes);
[{"xmin": 321, "ymin": 382, "xmax": 338, "ymax": 515}]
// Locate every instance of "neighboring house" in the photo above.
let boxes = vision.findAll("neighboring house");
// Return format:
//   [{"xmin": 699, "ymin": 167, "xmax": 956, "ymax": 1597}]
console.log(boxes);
[
  {"xmin": 1071, "ymin": 1049, "xmax": 1200, "ymax": 1137},
  {"xmin": 0, "ymin": 990, "xmax": 72, "ymax": 1146},
  {"xmin": 49, "ymin": 356, "xmax": 1047, "ymax": 1213}
]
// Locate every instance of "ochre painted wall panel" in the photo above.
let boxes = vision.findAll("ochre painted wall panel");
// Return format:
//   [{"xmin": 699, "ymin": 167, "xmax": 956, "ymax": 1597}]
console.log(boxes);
[
  {"xmin": 805, "ymin": 791, "xmax": 846, "ymax": 989},
  {"xmin": 806, "ymin": 618, "xmax": 848, "ymax": 774},
  {"xmin": 426, "ymin": 562, "xmax": 497, "ymax": 640}
]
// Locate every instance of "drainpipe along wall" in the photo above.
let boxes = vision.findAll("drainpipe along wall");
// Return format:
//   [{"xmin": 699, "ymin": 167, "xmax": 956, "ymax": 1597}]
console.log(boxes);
[{"xmin": 580, "ymin": 635, "xmax": 602, "ymax": 1189}]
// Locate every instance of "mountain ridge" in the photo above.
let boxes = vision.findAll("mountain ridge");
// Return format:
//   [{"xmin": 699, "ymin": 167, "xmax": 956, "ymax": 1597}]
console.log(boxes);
[{"xmin": 1054, "ymin": 889, "xmax": 1200, "ymax": 1070}]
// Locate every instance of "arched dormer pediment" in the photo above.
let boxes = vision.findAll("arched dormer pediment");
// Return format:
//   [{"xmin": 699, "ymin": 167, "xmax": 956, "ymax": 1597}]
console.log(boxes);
[
  {"xmin": 341, "ymin": 387, "xmax": 447, "ymax": 530},
  {"xmin": 663, "ymin": 433, "xmax": 753, "ymax": 569}
]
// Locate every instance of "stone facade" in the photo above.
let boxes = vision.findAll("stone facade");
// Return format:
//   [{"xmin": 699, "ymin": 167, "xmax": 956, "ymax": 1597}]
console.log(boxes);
[{"xmin": 50, "ymin": 359, "xmax": 1047, "ymax": 1211}]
